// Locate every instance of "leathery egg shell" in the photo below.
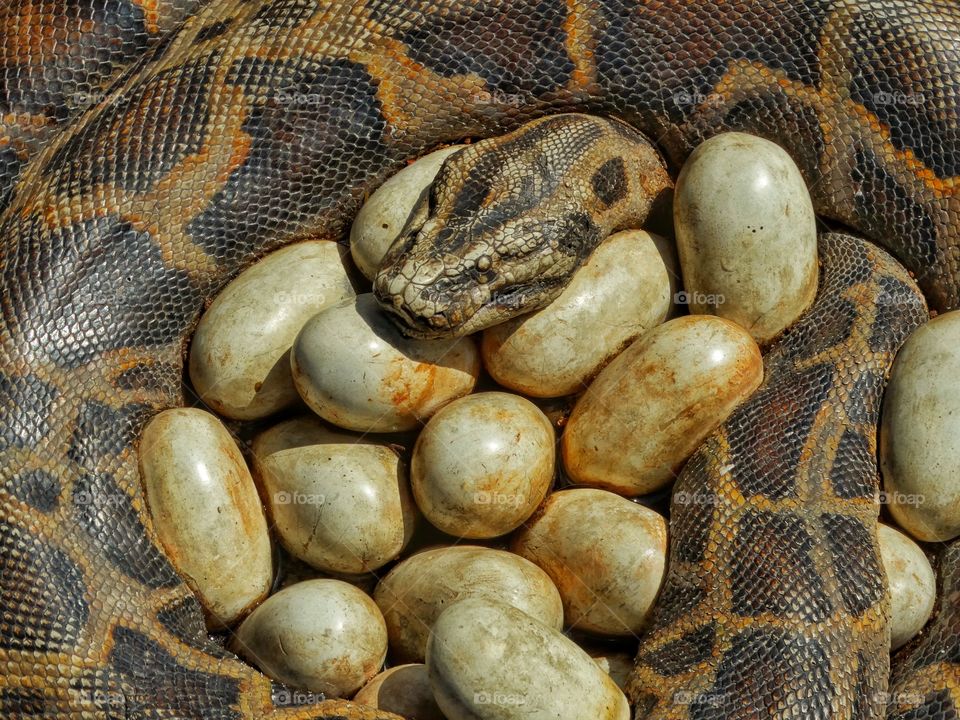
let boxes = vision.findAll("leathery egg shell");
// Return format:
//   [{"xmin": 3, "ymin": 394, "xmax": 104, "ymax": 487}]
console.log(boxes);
[
  {"xmin": 373, "ymin": 545, "xmax": 563, "ymax": 663},
  {"xmin": 232, "ymin": 579, "xmax": 387, "ymax": 698},
  {"xmin": 482, "ymin": 230, "xmax": 672, "ymax": 397},
  {"xmin": 878, "ymin": 524, "xmax": 936, "ymax": 650},
  {"xmin": 512, "ymin": 488, "xmax": 667, "ymax": 635},
  {"xmin": 426, "ymin": 598, "xmax": 630, "ymax": 720},
  {"xmin": 351, "ymin": 144, "xmax": 466, "ymax": 279},
  {"xmin": 674, "ymin": 132, "xmax": 818, "ymax": 345},
  {"xmin": 411, "ymin": 392, "xmax": 555, "ymax": 538},
  {"xmin": 189, "ymin": 241, "xmax": 355, "ymax": 420},
  {"xmin": 139, "ymin": 408, "xmax": 272, "ymax": 628},
  {"xmin": 291, "ymin": 293, "xmax": 480, "ymax": 432},
  {"xmin": 353, "ymin": 664, "xmax": 445, "ymax": 720},
  {"xmin": 251, "ymin": 416, "xmax": 417, "ymax": 574},
  {"xmin": 562, "ymin": 315, "xmax": 762, "ymax": 495},
  {"xmin": 881, "ymin": 310, "xmax": 960, "ymax": 542}
]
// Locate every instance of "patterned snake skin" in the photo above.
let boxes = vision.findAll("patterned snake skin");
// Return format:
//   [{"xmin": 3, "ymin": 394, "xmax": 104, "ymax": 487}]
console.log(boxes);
[{"xmin": 0, "ymin": 1, "xmax": 958, "ymax": 718}]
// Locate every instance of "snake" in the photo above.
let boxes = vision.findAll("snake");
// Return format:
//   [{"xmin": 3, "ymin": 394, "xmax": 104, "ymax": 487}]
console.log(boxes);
[{"xmin": 0, "ymin": 0, "xmax": 959, "ymax": 718}]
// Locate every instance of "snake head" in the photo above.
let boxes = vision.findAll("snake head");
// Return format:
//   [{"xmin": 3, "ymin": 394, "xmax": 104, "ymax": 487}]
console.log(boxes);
[{"xmin": 373, "ymin": 114, "xmax": 671, "ymax": 338}]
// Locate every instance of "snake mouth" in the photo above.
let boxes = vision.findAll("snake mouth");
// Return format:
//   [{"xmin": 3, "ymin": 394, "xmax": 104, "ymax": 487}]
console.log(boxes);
[{"xmin": 375, "ymin": 277, "xmax": 567, "ymax": 340}]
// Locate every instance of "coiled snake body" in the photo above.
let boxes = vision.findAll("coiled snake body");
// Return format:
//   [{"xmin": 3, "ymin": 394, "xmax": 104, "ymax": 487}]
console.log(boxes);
[{"xmin": 0, "ymin": 1, "xmax": 958, "ymax": 718}]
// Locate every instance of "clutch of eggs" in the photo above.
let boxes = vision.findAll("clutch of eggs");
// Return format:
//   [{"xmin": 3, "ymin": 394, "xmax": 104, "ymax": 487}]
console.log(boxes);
[{"xmin": 135, "ymin": 133, "xmax": 951, "ymax": 716}]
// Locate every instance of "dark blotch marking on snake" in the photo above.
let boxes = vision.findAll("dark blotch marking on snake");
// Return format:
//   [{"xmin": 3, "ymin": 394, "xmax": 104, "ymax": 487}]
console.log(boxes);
[
  {"xmin": 591, "ymin": 156, "xmax": 628, "ymax": 206},
  {"xmin": 188, "ymin": 56, "xmax": 387, "ymax": 267},
  {"xmin": 72, "ymin": 472, "xmax": 182, "ymax": 589},
  {"xmin": 829, "ymin": 430, "xmax": 875, "ymax": 499},
  {"xmin": 593, "ymin": 0, "xmax": 831, "ymax": 125},
  {"xmin": 869, "ymin": 275, "xmax": 928, "ymax": 354},
  {"xmin": 3, "ymin": 469, "xmax": 61, "ymax": 513},
  {"xmin": 0, "ymin": 687, "xmax": 48, "ymax": 716},
  {"xmin": 250, "ymin": 0, "xmax": 318, "ymax": 27},
  {"xmin": 6, "ymin": 214, "xmax": 201, "ymax": 369},
  {"xmin": 638, "ymin": 623, "xmax": 717, "ymax": 676},
  {"xmin": 671, "ymin": 452, "xmax": 717, "ymax": 563},
  {"xmin": 556, "ymin": 211, "xmax": 602, "ymax": 257},
  {"xmin": 40, "ymin": 53, "xmax": 217, "ymax": 194},
  {"xmin": 693, "ymin": 628, "xmax": 834, "ymax": 719},
  {"xmin": 400, "ymin": 0, "xmax": 573, "ymax": 96},
  {"xmin": 720, "ymin": 93, "xmax": 826, "ymax": 184},
  {"xmin": 847, "ymin": 11, "xmax": 960, "ymax": 179},
  {"xmin": 844, "ymin": 370, "xmax": 882, "ymax": 425},
  {"xmin": 822, "ymin": 513, "xmax": 885, "ymax": 616},
  {"xmin": 194, "ymin": 19, "xmax": 233, "ymax": 43},
  {"xmin": 0, "ymin": 521, "xmax": 89, "ymax": 652},
  {"xmin": 157, "ymin": 596, "xmax": 233, "ymax": 659},
  {"xmin": 108, "ymin": 626, "xmax": 242, "ymax": 719},
  {"xmin": 728, "ymin": 363, "xmax": 835, "ymax": 500},
  {"xmin": 0, "ymin": 373, "xmax": 58, "ymax": 452},
  {"xmin": 68, "ymin": 400, "xmax": 152, "ymax": 470},
  {"xmin": 645, "ymin": 575, "xmax": 706, "ymax": 629},
  {"xmin": 730, "ymin": 509, "xmax": 833, "ymax": 621},
  {"xmin": 851, "ymin": 148, "xmax": 940, "ymax": 300}
]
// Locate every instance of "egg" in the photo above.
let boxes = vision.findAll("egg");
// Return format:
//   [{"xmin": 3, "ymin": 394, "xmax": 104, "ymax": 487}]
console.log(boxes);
[
  {"xmin": 189, "ymin": 241, "xmax": 355, "ymax": 420},
  {"xmin": 291, "ymin": 293, "xmax": 480, "ymax": 432},
  {"xmin": 232, "ymin": 579, "xmax": 387, "ymax": 698},
  {"xmin": 562, "ymin": 315, "xmax": 763, "ymax": 495},
  {"xmin": 878, "ymin": 524, "xmax": 936, "ymax": 650},
  {"xmin": 427, "ymin": 598, "xmax": 630, "ymax": 720},
  {"xmin": 373, "ymin": 545, "xmax": 563, "ymax": 663},
  {"xmin": 512, "ymin": 488, "xmax": 667, "ymax": 635},
  {"xmin": 880, "ymin": 311, "xmax": 960, "ymax": 542},
  {"xmin": 353, "ymin": 664, "xmax": 445, "ymax": 720},
  {"xmin": 351, "ymin": 145, "xmax": 466, "ymax": 280},
  {"xmin": 138, "ymin": 408, "xmax": 272, "ymax": 628},
  {"xmin": 251, "ymin": 416, "xmax": 417, "ymax": 574},
  {"xmin": 481, "ymin": 230, "xmax": 673, "ymax": 398},
  {"xmin": 674, "ymin": 132, "xmax": 818, "ymax": 345},
  {"xmin": 411, "ymin": 392, "xmax": 555, "ymax": 538}
]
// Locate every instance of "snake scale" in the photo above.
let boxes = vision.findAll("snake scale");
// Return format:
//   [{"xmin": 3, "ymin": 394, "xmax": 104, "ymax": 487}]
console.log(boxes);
[{"xmin": 1, "ymin": 0, "xmax": 959, "ymax": 718}]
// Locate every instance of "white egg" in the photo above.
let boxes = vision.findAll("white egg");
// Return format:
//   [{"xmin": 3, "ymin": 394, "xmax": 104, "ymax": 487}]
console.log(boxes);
[
  {"xmin": 189, "ymin": 241, "xmax": 355, "ymax": 420},
  {"xmin": 674, "ymin": 132, "xmax": 818, "ymax": 345},
  {"xmin": 138, "ymin": 408, "xmax": 272, "ymax": 628},
  {"xmin": 562, "ymin": 315, "xmax": 762, "ymax": 495},
  {"xmin": 878, "ymin": 524, "xmax": 936, "ymax": 650},
  {"xmin": 291, "ymin": 293, "xmax": 480, "ymax": 432},
  {"xmin": 411, "ymin": 392, "xmax": 555, "ymax": 538},
  {"xmin": 881, "ymin": 310, "xmax": 960, "ymax": 542},
  {"xmin": 373, "ymin": 545, "xmax": 563, "ymax": 663},
  {"xmin": 251, "ymin": 416, "xmax": 417, "ymax": 574},
  {"xmin": 232, "ymin": 579, "xmax": 387, "ymax": 698},
  {"xmin": 482, "ymin": 230, "xmax": 673, "ymax": 398},
  {"xmin": 351, "ymin": 145, "xmax": 466, "ymax": 279},
  {"xmin": 353, "ymin": 664, "xmax": 445, "ymax": 720},
  {"xmin": 427, "ymin": 598, "xmax": 630, "ymax": 720},
  {"xmin": 512, "ymin": 488, "xmax": 667, "ymax": 635}
]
